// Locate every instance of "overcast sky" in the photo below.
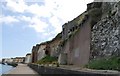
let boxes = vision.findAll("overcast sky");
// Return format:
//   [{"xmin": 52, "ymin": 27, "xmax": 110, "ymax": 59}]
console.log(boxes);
[{"xmin": 0, "ymin": 0, "xmax": 94, "ymax": 58}]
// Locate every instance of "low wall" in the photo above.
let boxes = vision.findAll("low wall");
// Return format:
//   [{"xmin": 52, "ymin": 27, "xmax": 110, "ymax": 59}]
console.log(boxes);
[
  {"xmin": 7, "ymin": 62, "xmax": 18, "ymax": 67},
  {"xmin": 28, "ymin": 64, "xmax": 120, "ymax": 76}
]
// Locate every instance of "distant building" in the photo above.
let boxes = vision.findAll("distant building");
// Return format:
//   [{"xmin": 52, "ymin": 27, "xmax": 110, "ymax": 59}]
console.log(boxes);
[
  {"xmin": 2, "ymin": 58, "xmax": 13, "ymax": 63},
  {"xmin": 13, "ymin": 57, "xmax": 25, "ymax": 63},
  {"xmin": 25, "ymin": 53, "xmax": 31, "ymax": 64}
]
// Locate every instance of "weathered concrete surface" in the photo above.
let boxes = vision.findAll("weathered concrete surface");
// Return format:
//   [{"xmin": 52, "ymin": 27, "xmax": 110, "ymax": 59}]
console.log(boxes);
[
  {"xmin": 61, "ymin": 17, "xmax": 91, "ymax": 66},
  {"xmin": 28, "ymin": 64, "xmax": 120, "ymax": 76},
  {"xmin": 6, "ymin": 64, "xmax": 39, "ymax": 75}
]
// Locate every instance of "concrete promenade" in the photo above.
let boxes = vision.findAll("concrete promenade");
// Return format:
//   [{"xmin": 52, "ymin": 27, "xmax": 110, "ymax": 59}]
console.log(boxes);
[
  {"xmin": 29, "ymin": 64, "xmax": 120, "ymax": 76},
  {"xmin": 3, "ymin": 64, "xmax": 40, "ymax": 76}
]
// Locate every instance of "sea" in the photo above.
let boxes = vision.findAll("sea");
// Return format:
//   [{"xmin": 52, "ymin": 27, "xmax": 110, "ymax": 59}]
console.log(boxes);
[{"xmin": 0, "ymin": 64, "xmax": 14, "ymax": 75}]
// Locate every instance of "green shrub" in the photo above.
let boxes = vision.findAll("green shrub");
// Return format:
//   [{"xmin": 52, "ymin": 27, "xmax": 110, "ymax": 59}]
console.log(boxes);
[
  {"xmin": 36, "ymin": 55, "xmax": 58, "ymax": 64},
  {"xmin": 86, "ymin": 56, "xmax": 120, "ymax": 71}
]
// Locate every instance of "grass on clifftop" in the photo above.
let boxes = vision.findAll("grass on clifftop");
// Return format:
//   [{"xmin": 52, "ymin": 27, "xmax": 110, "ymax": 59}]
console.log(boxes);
[
  {"xmin": 86, "ymin": 56, "xmax": 120, "ymax": 71},
  {"xmin": 36, "ymin": 55, "xmax": 58, "ymax": 64}
]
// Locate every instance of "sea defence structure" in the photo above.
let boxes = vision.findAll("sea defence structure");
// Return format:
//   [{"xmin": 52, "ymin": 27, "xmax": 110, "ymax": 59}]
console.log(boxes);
[
  {"xmin": 30, "ymin": 1, "xmax": 120, "ymax": 68},
  {"xmin": 28, "ymin": 64, "xmax": 120, "ymax": 76},
  {"xmin": 31, "ymin": 32, "xmax": 62, "ymax": 63}
]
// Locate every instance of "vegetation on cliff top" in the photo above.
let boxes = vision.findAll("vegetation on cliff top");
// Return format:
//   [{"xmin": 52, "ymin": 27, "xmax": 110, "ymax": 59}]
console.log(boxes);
[{"xmin": 86, "ymin": 56, "xmax": 120, "ymax": 71}]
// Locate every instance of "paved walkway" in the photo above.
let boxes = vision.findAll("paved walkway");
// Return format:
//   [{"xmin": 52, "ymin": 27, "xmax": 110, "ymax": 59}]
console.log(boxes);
[
  {"xmin": 59, "ymin": 65, "xmax": 120, "ymax": 74},
  {"xmin": 5, "ymin": 64, "xmax": 40, "ymax": 76}
]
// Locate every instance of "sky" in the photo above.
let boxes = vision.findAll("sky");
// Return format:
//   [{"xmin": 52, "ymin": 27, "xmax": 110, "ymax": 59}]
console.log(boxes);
[{"xmin": 0, "ymin": 0, "xmax": 94, "ymax": 58}]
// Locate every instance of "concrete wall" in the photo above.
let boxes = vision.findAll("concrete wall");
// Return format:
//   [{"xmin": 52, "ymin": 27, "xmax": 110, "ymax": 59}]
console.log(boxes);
[
  {"xmin": 28, "ymin": 64, "xmax": 120, "ymax": 76},
  {"xmin": 62, "ymin": 18, "xmax": 91, "ymax": 66},
  {"xmin": 58, "ymin": 53, "xmax": 67, "ymax": 65},
  {"xmin": 62, "ymin": 12, "xmax": 87, "ymax": 41}
]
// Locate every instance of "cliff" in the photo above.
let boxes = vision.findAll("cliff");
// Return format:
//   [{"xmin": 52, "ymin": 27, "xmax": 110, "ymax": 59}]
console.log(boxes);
[
  {"xmin": 91, "ymin": 2, "xmax": 120, "ymax": 59},
  {"xmin": 31, "ymin": 1, "xmax": 120, "ymax": 67}
]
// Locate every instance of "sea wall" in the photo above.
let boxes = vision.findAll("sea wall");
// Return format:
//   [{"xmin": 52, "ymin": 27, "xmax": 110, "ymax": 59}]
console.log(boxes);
[
  {"xmin": 58, "ymin": 2, "xmax": 103, "ymax": 66},
  {"xmin": 62, "ymin": 17, "xmax": 91, "ymax": 66},
  {"xmin": 28, "ymin": 64, "xmax": 120, "ymax": 76}
]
